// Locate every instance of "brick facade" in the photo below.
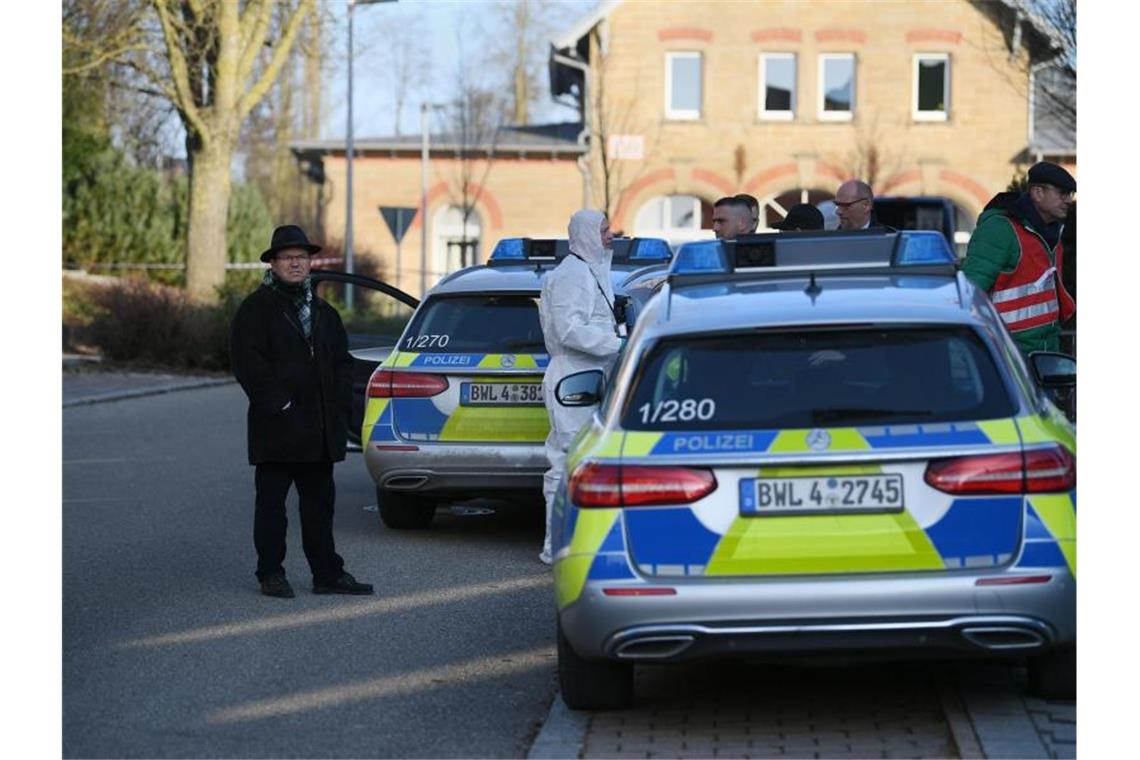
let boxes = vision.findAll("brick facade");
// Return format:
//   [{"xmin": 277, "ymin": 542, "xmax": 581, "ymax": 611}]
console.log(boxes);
[{"xmin": 310, "ymin": 0, "xmax": 1067, "ymax": 298}]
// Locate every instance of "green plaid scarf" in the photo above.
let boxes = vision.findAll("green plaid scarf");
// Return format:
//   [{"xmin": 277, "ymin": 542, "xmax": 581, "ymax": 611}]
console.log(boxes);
[{"xmin": 264, "ymin": 270, "xmax": 313, "ymax": 337}]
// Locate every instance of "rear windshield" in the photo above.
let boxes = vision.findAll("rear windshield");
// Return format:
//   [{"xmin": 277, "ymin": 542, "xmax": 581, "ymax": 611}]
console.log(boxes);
[
  {"xmin": 622, "ymin": 327, "xmax": 1014, "ymax": 430},
  {"xmin": 400, "ymin": 294, "xmax": 545, "ymax": 354}
]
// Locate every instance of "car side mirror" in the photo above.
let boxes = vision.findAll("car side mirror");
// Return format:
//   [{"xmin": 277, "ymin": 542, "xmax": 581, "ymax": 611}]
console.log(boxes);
[
  {"xmin": 1029, "ymin": 351, "xmax": 1076, "ymax": 389},
  {"xmin": 556, "ymin": 370, "xmax": 605, "ymax": 407}
]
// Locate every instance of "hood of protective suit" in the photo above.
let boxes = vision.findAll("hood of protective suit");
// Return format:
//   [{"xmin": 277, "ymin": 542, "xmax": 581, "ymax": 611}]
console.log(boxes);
[{"xmin": 567, "ymin": 209, "xmax": 614, "ymax": 299}]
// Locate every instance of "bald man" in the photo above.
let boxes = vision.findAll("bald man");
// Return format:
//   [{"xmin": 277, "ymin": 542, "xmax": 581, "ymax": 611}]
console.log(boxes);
[{"xmin": 834, "ymin": 180, "xmax": 875, "ymax": 231}]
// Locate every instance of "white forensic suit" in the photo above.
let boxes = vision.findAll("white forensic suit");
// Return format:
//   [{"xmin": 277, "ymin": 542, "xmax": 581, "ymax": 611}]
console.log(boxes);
[{"xmin": 537, "ymin": 209, "xmax": 623, "ymax": 564}]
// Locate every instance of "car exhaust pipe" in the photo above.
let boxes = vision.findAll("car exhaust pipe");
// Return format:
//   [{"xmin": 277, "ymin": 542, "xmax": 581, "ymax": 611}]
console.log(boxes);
[
  {"xmin": 384, "ymin": 475, "xmax": 430, "ymax": 490},
  {"xmin": 960, "ymin": 626, "xmax": 1047, "ymax": 650},
  {"xmin": 613, "ymin": 635, "xmax": 695, "ymax": 660}
]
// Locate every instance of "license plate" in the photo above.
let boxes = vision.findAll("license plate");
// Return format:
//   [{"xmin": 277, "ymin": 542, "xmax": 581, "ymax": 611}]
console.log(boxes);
[
  {"xmin": 739, "ymin": 474, "xmax": 904, "ymax": 515},
  {"xmin": 460, "ymin": 382, "xmax": 545, "ymax": 406}
]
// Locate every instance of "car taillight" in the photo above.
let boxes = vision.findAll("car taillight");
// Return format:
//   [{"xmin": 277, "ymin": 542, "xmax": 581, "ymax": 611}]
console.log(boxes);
[
  {"xmin": 924, "ymin": 446, "xmax": 1075, "ymax": 494},
  {"xmin": 367, "ymin": 369, "xmax": 449, "ymax": 398},
  {"xmin": 569, "ymin": 463, "xmax": 717, "ymax": 508}
]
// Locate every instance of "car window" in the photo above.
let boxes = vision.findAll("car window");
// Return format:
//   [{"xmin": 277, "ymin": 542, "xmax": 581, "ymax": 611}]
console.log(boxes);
[
  {"xmin": 622, "ymin": 327, "xmax": 1015, "ymax": 430},
  {"xmin": 401, "ymin": 294, "xmax": 545, "ymax": 353},
  {"xmin": 314, "ymin": 279, "xmax": 416, "ymax": 351}
]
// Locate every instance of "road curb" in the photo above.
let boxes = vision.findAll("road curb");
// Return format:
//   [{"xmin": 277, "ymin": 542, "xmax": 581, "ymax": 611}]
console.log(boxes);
[
  {"xmin": 63, "ymin": 377, "xmax": 236, "ymax": 408},
  {"xmin": 527, "ymin": 693, "xmax": 588, "ymax": 759},
  {"xmin": 938, "ymin": 676, "xmax": 985, "ymax": 758}
]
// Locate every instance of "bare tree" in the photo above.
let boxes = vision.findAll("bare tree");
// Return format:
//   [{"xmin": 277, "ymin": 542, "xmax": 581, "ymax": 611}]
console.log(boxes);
[
  {"xmin": 586, "ymin": 26, "xmax": 659, "ymax": 224},
  {"xmin": 436, "ymin": 34, "xmax": 504, "ymax": 268},
  {"xmin": 108, "ymin": 0, "xmax": 316, "ymax": 300},
  {"xmin": 972, "ymin": 0, "xmax": 1075, "ymax": 143},
  {"xmin": 373, "ymin": 5, "xmax": 431, "ymax": 136},
  {"xmin": 827, "ymin": 114, "xmax": 907, "ymax": 191},
  {"xmin": 1029, "ymin": 0, "xmax": 1076, "ymax": 135}
]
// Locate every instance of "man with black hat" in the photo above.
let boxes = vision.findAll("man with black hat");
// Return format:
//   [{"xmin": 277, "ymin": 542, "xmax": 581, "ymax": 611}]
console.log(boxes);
[
  {"xmin": 962, "ymin": 161, "xmax": 1075, "ymax": 355},
  {"xmin": 230, "ymin": 225, "xmax": 373, "ymax": 598},
  {"xmin": 773, "ymin": 203, "xmax": 825, "ymax": 232}
]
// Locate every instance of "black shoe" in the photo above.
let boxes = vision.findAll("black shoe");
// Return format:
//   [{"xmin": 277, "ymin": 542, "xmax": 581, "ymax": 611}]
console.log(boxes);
[
  {"xmin": 313, "ymin": 572, "xmax": 374, "ymax": 595},
  {"xmin": 260, "ymin": 574, "xmax": 295, "ymax": 598}
]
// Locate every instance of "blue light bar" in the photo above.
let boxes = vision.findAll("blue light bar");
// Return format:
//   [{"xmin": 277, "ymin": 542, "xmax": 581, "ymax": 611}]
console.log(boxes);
[
  {"xmin": 490, "ymin": 238, "xmax": 526, "ymax": 260},
  {"xmin": 895, "ymin": 231, "xmax": 956, "ymax": 265},
  {"xmin": 672, "ymin": 240, "xmax": 728, "ymax": 274},
  {"xmin": 630, "ymin": 238, "xmax": 672, "ymax": 261}
]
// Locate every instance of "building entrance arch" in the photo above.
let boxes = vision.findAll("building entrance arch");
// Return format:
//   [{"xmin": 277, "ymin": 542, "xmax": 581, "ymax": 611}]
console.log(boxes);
[
  {"xmin": 758, "ymin": 187, "xmax": 836, "ymax": 229},
  {"xmin": 431, "ymin": 205, "xmax": 482, "ymax": 287}
]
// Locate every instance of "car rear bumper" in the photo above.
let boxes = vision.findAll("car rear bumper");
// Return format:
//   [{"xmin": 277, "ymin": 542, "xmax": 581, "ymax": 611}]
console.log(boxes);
[
  {"xmin": 364, "ymin": 442, "xmax": 547, "ymax": 496},
  {"xmin": 558, "ymin": 570, "xmax": 1075, "ymax": 662}
]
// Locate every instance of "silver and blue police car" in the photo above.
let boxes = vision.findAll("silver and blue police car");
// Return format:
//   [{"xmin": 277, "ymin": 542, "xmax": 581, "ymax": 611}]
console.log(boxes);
[
  {"xmin": 360, "ymin": 237, "xmax": 672, "ymax": 529},
  {"xmin": 550, "ymin": 230, "xmax": 1076, "ymax": 709}
]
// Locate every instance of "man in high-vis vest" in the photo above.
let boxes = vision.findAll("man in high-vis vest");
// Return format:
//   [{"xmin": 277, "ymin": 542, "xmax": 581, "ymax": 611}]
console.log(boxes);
[{"xmin": 963, "ymin": 162, "xmax": 1075, "ymax": 356}]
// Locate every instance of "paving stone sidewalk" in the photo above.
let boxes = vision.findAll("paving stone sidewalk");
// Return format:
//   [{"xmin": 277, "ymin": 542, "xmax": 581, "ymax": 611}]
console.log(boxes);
[
  {"xmin": 582, "ymin": 661, "xmax": 959, "ymax": 759},
  {"xmin": 567, "ymin": 660, "xmax": 1075, "ymax": 759}
]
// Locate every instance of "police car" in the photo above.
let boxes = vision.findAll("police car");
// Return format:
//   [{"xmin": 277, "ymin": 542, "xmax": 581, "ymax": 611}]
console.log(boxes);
[
  {"xmin": 549, "ymin": 230, "xmax": 1076, "ymax": 709},
  {"xmin": 360, "ymin": 237, "xmax": 671, "ymax": 529}
]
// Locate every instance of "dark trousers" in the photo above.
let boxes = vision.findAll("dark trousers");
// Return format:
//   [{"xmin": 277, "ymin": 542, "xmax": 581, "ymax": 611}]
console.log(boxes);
[{"xmin": 254, "ymin": 462, "xmax": 345, "ymax": 584}]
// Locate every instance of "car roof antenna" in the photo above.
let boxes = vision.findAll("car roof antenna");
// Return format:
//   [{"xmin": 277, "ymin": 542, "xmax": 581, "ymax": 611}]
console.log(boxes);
[{"xmin": 805, "ymin": 271, "xmax": 823, "ymax": 303}]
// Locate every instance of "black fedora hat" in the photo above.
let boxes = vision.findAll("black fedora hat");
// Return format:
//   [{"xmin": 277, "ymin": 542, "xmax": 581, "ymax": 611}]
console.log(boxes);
[{"xmin": 260, "ymin": 225, "xmax": 322, "ymax": 263}]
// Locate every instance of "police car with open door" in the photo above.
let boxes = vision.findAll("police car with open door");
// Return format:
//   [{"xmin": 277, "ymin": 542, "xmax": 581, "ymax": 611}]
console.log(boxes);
[
  {"xmin": 550, "ymin": 230, "xmax": 1076, "ymax": 710},
  {"xmin": 360, "ymin": 236, "xmax": 672, "ymax": 529}
]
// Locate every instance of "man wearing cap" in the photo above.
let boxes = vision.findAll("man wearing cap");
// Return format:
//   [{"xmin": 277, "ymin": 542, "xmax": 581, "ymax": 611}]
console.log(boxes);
[
  {"xmin": 230, "ymin": 225, "xmax": 373, "ymax": 598},
  {"xmin": 773, "ymin": 203, "xmax": 825, "ymax": 232},
  {"xmin": 963, "ymin": 161, "xmax": 1076, "ymax": 355}
]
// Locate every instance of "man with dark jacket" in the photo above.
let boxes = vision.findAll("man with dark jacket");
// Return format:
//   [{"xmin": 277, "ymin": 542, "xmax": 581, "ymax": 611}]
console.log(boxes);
[
  {"xmin": 231, "ymin": 225, "xmax": 373, "ymax": 598},
  {"xmin": 962, "ymin": 162, "xmax": 1075, "ymax": 355}
]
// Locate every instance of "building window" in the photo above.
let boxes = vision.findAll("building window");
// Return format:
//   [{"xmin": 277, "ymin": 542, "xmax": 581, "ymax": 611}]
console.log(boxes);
[
  {"xmin": 665, "ymin": 52, "xmax": 702, "ymax": 120},
  {"xmin": 759, "ymin": 53, "xmax": 796, "ymax": 120},
  {"xmin": 818, "ymin": 53, "xmax": 856, "ymax": 121},
  {"xmin": 913, "ymin": 53, "xmax": 950, "ymax": 121},
  {"xmin": 633, "ymin": 194, "xmax": 713, "ymax": 242}
]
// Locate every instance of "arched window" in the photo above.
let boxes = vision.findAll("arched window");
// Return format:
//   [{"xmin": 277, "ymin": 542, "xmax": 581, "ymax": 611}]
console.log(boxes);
[
  {"xmin": 431, "ymin": 205, "xmax": 482, "ymax": 286},
  {"xmin": 632, "ymin": 194, "xmax": 714, "ymax": 242}
]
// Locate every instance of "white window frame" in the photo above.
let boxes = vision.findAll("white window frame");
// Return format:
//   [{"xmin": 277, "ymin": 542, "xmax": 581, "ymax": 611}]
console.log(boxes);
[
  {"xmin": 758, "ymin": 53, "xmax": 796, "ymax": 121},
  {"xmin": 912, "ymin": 53, "xmax": 950, "ymax": 122},
  {"xmin": 818, "ymin": 53, "xmax": 856, "ymax": 122},
  {"xmin": 665, "ymin": 51, "xmax": 702, "ymax": 121}
]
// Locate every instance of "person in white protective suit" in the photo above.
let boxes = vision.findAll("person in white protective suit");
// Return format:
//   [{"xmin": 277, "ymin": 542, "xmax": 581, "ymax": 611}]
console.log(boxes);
[{"xmin": 537, "ymin": 209, "xmax": 624, "ymax": 565}]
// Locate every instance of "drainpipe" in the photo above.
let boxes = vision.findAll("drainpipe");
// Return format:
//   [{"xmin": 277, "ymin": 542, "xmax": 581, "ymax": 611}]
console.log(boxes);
[{"xmin": 552, "ymin": 50, "xmax": 593, "ymax": 208}]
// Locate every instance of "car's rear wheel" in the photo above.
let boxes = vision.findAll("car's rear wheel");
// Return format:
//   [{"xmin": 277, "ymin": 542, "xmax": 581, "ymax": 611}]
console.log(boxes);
[
  {"xmin": 557, "ymin": 619, "xmax": 633, "ymax": 711},
  {"xmin": 378, "ymin": 488, "xmax": 436, "ymax": 529},
  {"xmin": 1027, "ymin": 646, "xmax": 1075, "ymax": 699}
]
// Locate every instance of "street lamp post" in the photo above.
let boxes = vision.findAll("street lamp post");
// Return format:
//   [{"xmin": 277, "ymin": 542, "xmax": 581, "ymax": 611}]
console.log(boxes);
[
  {"xmin": 345, "ymin": 0, "xmax": 396, "ymax": 311},
  {"xmin": 419, "ymin": 102, "xmax": 445, "ymax": 298}
]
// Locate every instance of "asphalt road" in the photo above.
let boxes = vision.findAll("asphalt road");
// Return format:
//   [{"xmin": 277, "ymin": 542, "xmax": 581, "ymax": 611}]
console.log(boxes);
[{"xmin": 63, "ymin": 385, "xmax": 556, "ymax": 758}]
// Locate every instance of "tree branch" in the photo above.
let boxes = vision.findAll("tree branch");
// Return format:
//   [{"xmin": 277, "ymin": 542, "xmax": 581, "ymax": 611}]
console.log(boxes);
[
  {"xmin": 152, "ymin": 0, "xmax": 209, "ymax": 142},
  {"xmin": 236, "ymin": 0, "xmax": 273, "ymax": 85},
  {"xmin": 237, "ymin": 0, "xmax": 313, "ymax": 119}
]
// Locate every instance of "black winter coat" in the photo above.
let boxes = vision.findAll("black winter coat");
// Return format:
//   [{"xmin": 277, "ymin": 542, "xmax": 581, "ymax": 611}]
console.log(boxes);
[{"xmin": 230, "ymin": 284, "xmax": 353, "ymax": 464}]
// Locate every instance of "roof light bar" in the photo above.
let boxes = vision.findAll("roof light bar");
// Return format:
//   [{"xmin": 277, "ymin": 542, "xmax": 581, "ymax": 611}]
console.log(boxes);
[
  {"xmin": 669, "ymin": 230, "xmax": 956, "ymax": 277},
  {"xmin": 489, "ymin": 237, "xmax": 672, "ymax": 264}
]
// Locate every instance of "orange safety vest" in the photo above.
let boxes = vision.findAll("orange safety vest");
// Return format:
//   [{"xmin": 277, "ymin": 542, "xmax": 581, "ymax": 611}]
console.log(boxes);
[{"xmin": 989, "ymin": 217, "xmax": 1075, "ymax": 334}]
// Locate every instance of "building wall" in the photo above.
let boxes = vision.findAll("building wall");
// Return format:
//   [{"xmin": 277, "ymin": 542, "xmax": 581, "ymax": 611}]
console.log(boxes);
[
  {"xmin": 320, "ymin": 153, "xmax": 581, "ymax": 297},
  {"xmin": 316, "ymin": 0, "xmax": 1057, "ymax": 297},
  {"xmin": 591, "ymin": 0, "xmax": 1040, "ymax": 230}
]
